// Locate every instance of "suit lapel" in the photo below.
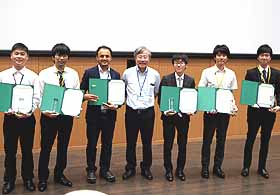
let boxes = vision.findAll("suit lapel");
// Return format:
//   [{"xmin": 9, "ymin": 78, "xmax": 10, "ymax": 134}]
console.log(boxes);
[
  {"xmin": 92, "ymin": 66, "xmax": 100, "ymax": 78},
  {"xmin": 170, "ymin": 73, "xmax": 177, "ymax": 87},
  {"xmin": 182, "ymin": 74, "xmax": 188, "ymax": 88},
  {"xmin": 109, "ymin": 69, "xmax": 116, "ymax": 79}
]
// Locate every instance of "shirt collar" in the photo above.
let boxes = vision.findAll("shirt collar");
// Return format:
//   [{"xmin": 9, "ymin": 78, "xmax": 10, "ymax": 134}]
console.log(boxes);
[
  {"xmin": 174, "ymin": 72, "xmax": 184, "ymax": 80},
  {"xmin": 214, "ymin": 64, "xmax": 226, "ymax": 73},
  {"xmin": 258, "ymin": 65, "xmax": 269, "ymax": 72},
  {"xmin": 52, "ymin": 65, "xmax": 67, "ymax": 73},
  {"xmin": 12, "ymin": 66, "xmax": 26, "ymax": 75},
  {"xmin": 136, "ymin": 65, "xmax": 148, "ymax": 74},
  {"xmin": 98, "ymin": 64, "xmax": 111, "ymax": 73}
]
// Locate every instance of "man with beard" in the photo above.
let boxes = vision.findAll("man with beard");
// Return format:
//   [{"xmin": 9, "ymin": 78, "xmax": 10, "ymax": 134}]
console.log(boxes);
[{"xmin": 80, "ymin": 46, "xmax": 120, "ymax": 184}]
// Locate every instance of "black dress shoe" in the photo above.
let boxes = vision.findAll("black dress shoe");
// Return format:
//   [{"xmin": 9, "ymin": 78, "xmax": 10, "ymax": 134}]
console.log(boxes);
[
  {"xmin": 38, "ymin": 181, "xmax": 47, "ymax": 192},
  {"xmin": 165, "ymin": 171, "xmax": 174, "ymax": 182},
  {"xmin": 213, "ymin": 167, "xmax": 225, "ymax": 179},
  {"xmin": 122, "ymin": 169, "xmax": 136, "ymax": 180},
  {"xmin": 141, "ymin": 169, "xmax": 153, "ymax": 180},
  {"xmin": 2, "ymin": 182, "xmax": 15, "ymax": 194},
  {"xmin": 241, "ymin": 168, "xmax": 249, "ymax": 177},
  {"xmin": 54, "ymin": 175, "xmax": 73, "ymax": 187},
  {"xmin": 24, "ymin": 179, "xmax": 36, "ymax": 192},
  {"xmin": 201, "ymin": 167, "xmax": 209, "ymax": 179},
  {"xmin": 87, "ymin": 170, "xmax": 96, "ymax": 184},
  {"xmin": 258, "ymin": 168, "xmax": 269, "ymax": 179},
  {"xmin": 100, "ymin": 170, "xmax": 116, "ymax": 182},
  {"xmin": 175, "ymin": 170, "xmax": 186, "ymax": 181}
]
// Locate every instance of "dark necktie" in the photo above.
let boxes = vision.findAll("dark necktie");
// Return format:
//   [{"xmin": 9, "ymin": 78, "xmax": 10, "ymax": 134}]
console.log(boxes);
[
  {"xmin": 262, "ymin": 69, "xmax": 267, "ymax": 83},
  {"xmin": 57, "ymin": 71, "xmax": 65, "ymax": 87}
]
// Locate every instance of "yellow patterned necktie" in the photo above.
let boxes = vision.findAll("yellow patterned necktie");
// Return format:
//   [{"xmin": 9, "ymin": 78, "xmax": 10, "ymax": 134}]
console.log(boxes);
[{"xmin": 57, "ymin": 71, "xmax": 65, "ymax": 87}]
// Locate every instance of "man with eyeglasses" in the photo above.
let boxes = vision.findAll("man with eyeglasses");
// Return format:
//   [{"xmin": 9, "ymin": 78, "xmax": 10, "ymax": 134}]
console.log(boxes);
[{"xmin": 158, "ymin": 54, "xmax": 195, "ymax": 182}]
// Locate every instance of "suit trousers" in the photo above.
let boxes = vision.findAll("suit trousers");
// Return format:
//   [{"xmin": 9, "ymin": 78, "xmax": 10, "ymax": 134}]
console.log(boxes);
[
  {"xmin": 243, "ymin": 107, "xmax": 276, "ymax": 170},
  {"xmin": 3, "ymin": 114, "xmax": 35, "ymax": 182},
  {"xmin": 86, "ymin": 111, "xmax": 116, "ymax": 172},
  {"xmin": 38, "ymin": 114, "xmax": 73, "ymax": 181},
  {"xmin": 125, "ymin": 106, "xmax": 155, "ymax": 171},
  {"xmin": 201, "ymin": 112, "xmax": 230, "ymax": 168},
  {"xmin": 163, "ymin": 114, "xmax": 190, "ymax": 172}
]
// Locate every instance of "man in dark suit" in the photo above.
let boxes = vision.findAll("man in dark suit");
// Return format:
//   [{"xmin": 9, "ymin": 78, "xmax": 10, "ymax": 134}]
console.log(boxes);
[
  {"xmin": 241, "ymin": 44, "xmax": 280, "ymax": 179},
  {"xmin": 80, "ymin": 46, "xmax": 120, "ymax": 184},
  {"xmin": 158, "ymin": 54, "xmax": 195, "ymax": 182}
]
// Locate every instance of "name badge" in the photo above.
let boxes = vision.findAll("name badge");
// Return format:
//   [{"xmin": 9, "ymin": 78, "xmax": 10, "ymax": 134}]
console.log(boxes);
[{"xmin": 137, "ymin": 95, "xmax": 145, "ymax": 102}]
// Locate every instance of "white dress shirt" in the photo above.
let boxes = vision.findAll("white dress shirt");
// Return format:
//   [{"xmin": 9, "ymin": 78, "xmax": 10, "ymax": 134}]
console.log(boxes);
[
  {"xmin": 175, "ymin": 73, "xmax": 184, "ymax": 88},
  {"xmin": 0, "ymin": 66, "xmax": 40, "ymax": 113},
  {"xmin": 122, "ymin": 65, "xmax": 160, "ymax": 109},
  {"xmin": 39, "ymin": 65, "xmax": 80, "ymax": 100},
  {"xmin": 198, "ymin": 65, "xmax": 238, "ymax": 90},
  {"xmin": 98, "ymin": 65, "xmax": 111, "ymax": 80}
]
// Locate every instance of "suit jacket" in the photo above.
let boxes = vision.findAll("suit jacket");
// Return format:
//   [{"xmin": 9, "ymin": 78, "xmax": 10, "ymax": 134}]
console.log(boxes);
[
  {"xmin": 80, "ymin": 65, "xmax": 121, "ymax": 122},
  {"xmin": 245, "ymin": 67, "xmax": 280, "ymax": 107},
  {"xmin": 158, "ymin": 72, "xmax": 195, "ymax": 120}
]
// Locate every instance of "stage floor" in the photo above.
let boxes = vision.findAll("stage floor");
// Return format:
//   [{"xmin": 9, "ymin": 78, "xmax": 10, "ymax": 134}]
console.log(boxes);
[{"xmin": 1, "ymin": 135, "xmax": 280, "ymax": 195}]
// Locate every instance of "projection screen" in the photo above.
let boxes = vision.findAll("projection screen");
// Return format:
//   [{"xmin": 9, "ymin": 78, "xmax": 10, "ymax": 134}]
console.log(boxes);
[{"xmin": 0, "ymin": 0, "xmax": 279, "ymax": 55}]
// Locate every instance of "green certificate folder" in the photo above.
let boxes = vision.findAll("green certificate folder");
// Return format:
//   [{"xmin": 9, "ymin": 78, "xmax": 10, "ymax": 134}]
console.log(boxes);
[
  {"xmin": 197, "ymin": 87, "xmax": 216, "ymax": 112},
  {"xmin": 240, "ymin": 80, "xmax": 259, "ymax": 106},
  {"xmin": 160, "ymin": 86, "xmax": 180, "ymax": 112},
  {"xmin": 89, "ymin": 79, "xmax": 108, "ymax": 105},
  {"xmin": 0, "ymin": 83, "xmax": 14, "ymax": 112},
  {"xmin": 40, "ymin": 83, "xmax": 65, "ymax": 114}
]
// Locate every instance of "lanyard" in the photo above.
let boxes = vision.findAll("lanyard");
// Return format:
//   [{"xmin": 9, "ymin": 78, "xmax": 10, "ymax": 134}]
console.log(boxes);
[
  {"xmin": 215, "ymin": 71, "xmax": 225, "ymax": 88},
  {"xmin": 137, "ymin": 70, "xmax": 148, "ymax": 96},
  {"xmin": 13, "ymin": 72, "xmax": 24, "ymax": 85},
  {"xmin": 258, "ymin": 66, "xmax": 271, "ymax": 84}
]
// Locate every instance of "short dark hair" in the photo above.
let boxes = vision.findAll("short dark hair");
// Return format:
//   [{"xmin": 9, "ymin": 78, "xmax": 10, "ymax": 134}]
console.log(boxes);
[
  {"xmin": 213, "ymin": 44, "xmax": 230, "ymax": 58},
  {"xmin": 172, "ymin": 54, "xmax": 189, "ymax": 64},
  {"xmin": 51, "ymin": 43, "xmax": 70, "ymax": 57},
  {"xmin": 96, "ymin": 45, "xmax": 112, "ymax": 56},
  {"xmin": 11, "ymin": 43, "xmax": 29, "ymax": 55},
  {"xmin": 257, "ymin": 44, "xmax": 273, "ymax": 57}
]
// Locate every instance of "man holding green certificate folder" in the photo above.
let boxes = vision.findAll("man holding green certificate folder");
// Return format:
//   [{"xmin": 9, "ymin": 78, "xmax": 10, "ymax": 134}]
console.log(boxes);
[
  {"xmin": 198, "ymin": 45, "xmax": 238, "ymax": 179},
  {"xmin": 0, "ymin": 43, "xmax": 40, "ymax": 194},
  {"xmin": 80, "ymin": 46, "xmax": 120, "ymax": 184},
  {"xmin": 158, "ymin": 54, "xmax": 195, "ymax": 182},
  {"xmin": 241, "ymin": 45, "xmax": 280, "ymax": 179},
  {"xmin": 37, "ymin": 43, "xmax": 80, "ymax": 192}
]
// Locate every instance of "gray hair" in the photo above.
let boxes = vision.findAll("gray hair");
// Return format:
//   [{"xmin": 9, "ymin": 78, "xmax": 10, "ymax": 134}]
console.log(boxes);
[{"xmin": 134, "ymin": 46, "xmax": 152, "ymax": 58}]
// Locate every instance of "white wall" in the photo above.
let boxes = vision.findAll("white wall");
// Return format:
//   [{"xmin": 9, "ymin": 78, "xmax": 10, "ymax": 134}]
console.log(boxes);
[{"xmin": 0, "ymin": 0, "xmax": 279, "ymax": 54}]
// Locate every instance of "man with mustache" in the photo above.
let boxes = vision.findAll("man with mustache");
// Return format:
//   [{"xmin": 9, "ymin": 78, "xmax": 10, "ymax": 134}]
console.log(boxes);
[{"xmin": 80, "ymin": 46, "xmax": 120, "ymax": 184}]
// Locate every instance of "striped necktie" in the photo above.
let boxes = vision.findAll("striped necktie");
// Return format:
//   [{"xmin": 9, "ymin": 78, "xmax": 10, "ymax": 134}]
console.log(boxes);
[{"xmin": 57, "ymin": 71, "xmax": 65, "ymax": 87}]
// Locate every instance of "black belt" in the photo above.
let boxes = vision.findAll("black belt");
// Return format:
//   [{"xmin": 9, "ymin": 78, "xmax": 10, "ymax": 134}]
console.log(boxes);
[{"xmin": 126, "ymin": 106, "xmax": 154, "ymax": 114}]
